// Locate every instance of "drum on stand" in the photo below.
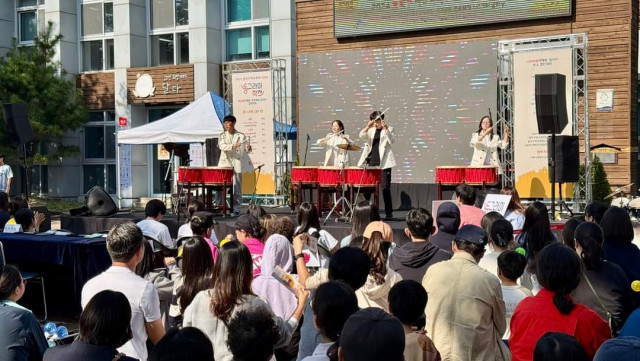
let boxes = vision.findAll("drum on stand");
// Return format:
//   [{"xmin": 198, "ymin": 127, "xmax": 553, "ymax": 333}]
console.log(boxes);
[
  {"xmin": 610, "ymin": 197, "xmax": 631, "ymax": 208},
  {"xmin": 627, "ymin": 197, "xmax": 640, "ymax": 219}
]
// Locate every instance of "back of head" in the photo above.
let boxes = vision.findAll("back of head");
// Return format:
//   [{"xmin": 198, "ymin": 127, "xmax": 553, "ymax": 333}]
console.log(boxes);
[
  {"xmin": 454, "ymin": 225, "xmax": 487, "ymax": 257},
  {"xmin": 211, "ymin": 241, "xmax": 254, "ymax": 321},
  {"xmin": 14, "ymin": 208, "xmax": 33, "ymax": 231},
  {"xmin": 226, "ymin": 307, "xmax": 277, "ymax": 361},
  {"xmin": 574, "ymin": 222, "xmax": 604, "ymax": 270},
  {"xmin": 455, "ymin": 184, "xmax": 476, "ymax": 205},
  {"xmin": 585, "ymin": 202, "xmax": 609, "ymax": 224},
  {"xmin": 501, "ymin": 186, "xmax": 525, "ymax": 212},
  {"xmin": 481, "ymin": 211, "xmax": 504, "ymax": 235},
  {"xmin": 134, "ymin": 241, "xmax": 154, "ymax": 277},
  {"xmin": 107, "ymin": 223, "xmax": 144, "ymax": 263},
  {"xmin": 79, "ymin": 290, "xmax": 132, "ymax": 349},
  {"xmin": 145, "ymin": 199, "xmax": 166, "ymax": 218},
  {"xmin": 234, "ymin": 214, "xmax": 265, "ymax": 240},
  {"xmin": 351, "ymin": 201, "xmax": 380, "ymax": 241},
  {"xmin": 190, "ymin": 211, "xmax": 214, "ymax": 236},
  {"xmin": 533, "ymin": 332, "xmax": 589, "ymax": 361},
  {"xmin": 594, "ymin": 336, "xmax": 640, "ymax": 361},
  {"xmin": 490, "ymin": 219, "xmax": 514, "ymax": 249},
  {"xmin": 260, "ymin": 214, "xmax": 277, "ymax": 240},
  {"xmin": 600, "ymin": 207, "xmax": 634, "ymax": 246},
  {"xmin": 247, "ymin": 204, "xmax": 267, "ymax": 219},
  {"xmin": 149, "ymin": 327, "xmax": 214, "ymax": 361},
  {"xmin": 388, "ymin": 280, "xmax": 427, "ymax": 325},
  {"xmin": 329, "ymin": 246, "xmax": 371, "ymax": 290},
  {"xmin": 187, "ymin": 200, "xmax": 205, "ymax": 220},
  {"xmin": 179, "ymin": 237, "xmax": 214, "ymax": 314},
  {"xmin": 497, "ymin": 251, "xmax": 527, "ymax": 282},
  {"xmin": 9, "ymin": 196, "xmax": 28, "ymax": 216},
  {"xmin": 405, "ymin": 208, "xmax": 433, "ymax": 240},
  {"xmin": 536, "ymin": 243, "xmax": 582, "ymax": 314},
  {"xmin": 267, "ymin": 216, "xmax": 296, "ymax": 241},
  {"xmin": 436, "ymin": 202, "xmax": 460, "ymax": 233},
  {"xmin": 0, "ymin": 264, "xmax": 22, "ymax": 299},
  {"xmin": 296, "ymin": 202, "xmax": 321, "ymax": 235},
  {"xmin": 561, "ymin": 218, "xmax": 584, "ymax": 248},
  {"xmin": 340, "ymin": 308, "xmax": 405, "ymax": 361},
  {"xmin": 313, "ymin": 281, "xmax": 359, "ymax": 342},
  {"xmin": 522, "ymin": 201, "xmax": 554, "ymax": 261}
]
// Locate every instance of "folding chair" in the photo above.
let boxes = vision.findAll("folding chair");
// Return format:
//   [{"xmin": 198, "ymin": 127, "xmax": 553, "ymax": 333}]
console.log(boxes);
[{"xmin": 0, "ymin": 241, "xmax": 47, "ymax": 321}]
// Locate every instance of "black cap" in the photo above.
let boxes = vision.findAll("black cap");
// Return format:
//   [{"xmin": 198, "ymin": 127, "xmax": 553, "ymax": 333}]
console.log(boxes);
[
  {"xmin": 340, "ymin": 308, "xmax": 405, "ymax": 361},
  {"xmin": 455, "ymin": 225, "xmax": 488, "ymax": 246},
  {"xmin": 234, "ymin": 214, "xmax": 260, "ymax": 234}
]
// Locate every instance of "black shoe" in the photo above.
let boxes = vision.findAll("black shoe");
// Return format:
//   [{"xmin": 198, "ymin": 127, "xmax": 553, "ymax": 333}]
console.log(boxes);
[{"xmin": 384, "ymin": 215, "xmax": 394, "ymax": 222}]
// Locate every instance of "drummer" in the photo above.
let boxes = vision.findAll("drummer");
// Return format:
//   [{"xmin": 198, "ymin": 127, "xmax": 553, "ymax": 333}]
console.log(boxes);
[
  {"xmin": 218, "ymin": 115, "xmax": 252, "ymax": 216},
  {"xmin": 317, "ymin": 119, "xmax": 351, "ymax": 167}
]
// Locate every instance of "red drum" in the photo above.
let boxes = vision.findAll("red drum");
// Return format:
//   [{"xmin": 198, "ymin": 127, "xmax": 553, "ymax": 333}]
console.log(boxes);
[
  {"xmin": 435, "ymin": 166, "xmax": 466, "ymax": 185},
  {"xmin": 201, "ymin": 167, "xmax": 234, "ymax": 184},
  {"xmin": 465, "ymin": 166, "xmax": 499, "ymax": 185},
  {"xmin": 346, "ymin": 167, "xmax": 381, "ymax": 186},
  {"xmin": 317, "ymin": 166, "xmax": 345, "ymax": 186},
  {"xmin": 178, "ymin": 166, "xmax": 202, "ymax": 183},
  {"xmin": 291, "ymin": 166, "xmax": 318, "ymax": 183}
]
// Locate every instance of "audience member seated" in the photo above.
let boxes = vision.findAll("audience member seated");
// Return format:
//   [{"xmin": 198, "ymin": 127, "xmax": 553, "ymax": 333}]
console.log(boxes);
[
  {"xmin": 246, "ymin": 203, "xmax": 268, "ymax": 219},
  {"xmin": 169, "ymin": 237, "xmax": 213, "ymax": 328},
  {"xmin": 137, "ymin": 199, "xmax": 173, "ymax": 249},
  {"xmin": 189, "ymin": 212, "xmax": 219, "ymax": 259},
  {"xmin": 44, "ymin": 290, "xmax": 137, "ymax": 361},
  {"xmin": 135, "ymin": 241, "xmax": 180, "ymax": 330},
  {"xmin": 422, "ymin": 225, "xmax": 509, "ymax": 360},
  {"xmin": 570, "ymin": 222, "xmax": 634, "ymax": 335},
  {"xmin": 149, "ymin": 327, "xmax": 214, "ymax": 361},
  {"xmin": 267, "ymin": 216, "xmax": 296, "ymax": 242},
  {"xmin": 497, "ymin": 251, "xmax": 532, "ymax": 341},
  {"xmin": 478, "ymin": 219, "xmax": 515, "ymax": 279},
  {"xmin": 340, "ymin": 201, "xmax": 380, "ymax": 248},
  {"xmin": 183, "ymin": 241, "xmax": 308, "ymax": 361},
  {"xmin": 429, "ymin": 202, "xmax": 460, "ymax": 253},
  {"xmin": 389, "ymin": 208, "xmax": 451, "ymax": 283},
  {"xmin": 81, "ymin": 223, "xmax": 165, "ymax": 360},
  {"xmin": 338, "ymin": 308, "xmax": 405, "ymax": 361},
  {"xmin": 455, "ymin": 184, "xmax": 485, "ymax": 227},
  {"xmin": 585, "ymin": 202, "xmax": 609, "ymax": 225},
  {"xmin": 13, "ymin": 208, "xmax": 45, "ymax": 233},
  {"xmin": 533, "ymin": 332, "xmax": 589, "ymax": 361},
  {"xmin": 501, "ymin": 186, "xmax": 526, "ymax": 230},
  {"xmin": 0, "ymin": 265, "xmax": 48, "ymax": 361},
  {"xmin": 294, "ymin": 202, "xmax": 340, "ymax": 269},
  {"xmin": 480, "ymin": 211, "xmax": 503, "ymax": 235},
  {"xmin": 600, "ymin": 207, "xmax": 640, "ymax": 299},
  {"xmin": 226, "ymin": 308, "xmax": 278, "ymax": 361},
  {"xmin": 509, "ymin": 243, "xmax": 610, "ymax": 360},
  {"xmin": 177, "ymin": 200, "xmax": 205, "ymax": 239},
  {"xmin": 301, "ymin": 281, "xmax": 359, "ymax": 361},
  {"xmin": 594, "ymin": 336, "xmax": 640, "ymax": 361},
  {"xmin": 388, "ymin": 280, "xmax": 441, "ymax": 361},
  {"xmin": 517, "ymin": 201, "xmax": 556, "ymax": 293},
  {"xmin": 260, "ymin": 214, "xmax": 278, "ymax": 241},
  {"xmin": 560, "ymin": 218, "xmax": 584, "ymax": 248},
  {"xmin": 0, "ymin": 192, "xmax": 10, "ymax": 229},
  {"xmin": 234, "ymin": 214, "xmax": 266, "ymax": 278}
]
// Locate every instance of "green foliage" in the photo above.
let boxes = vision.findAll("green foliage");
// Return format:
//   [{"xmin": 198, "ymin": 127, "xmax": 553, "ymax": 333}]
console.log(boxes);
[{"xmin": 579, "ymin": 155, "xmax": 612, "ymax": 203}]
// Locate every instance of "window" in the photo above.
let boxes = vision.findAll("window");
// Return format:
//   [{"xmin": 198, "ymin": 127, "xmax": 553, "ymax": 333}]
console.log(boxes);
[
  {"xmin": 80, "ymin": 1, "xmax": 114, "ymax": 71},
  {"xmin": 16, "ymin": 0, "xmax": 45, "ymax": 44},
  {"xmin": 225, "ymin": 0, "xmax": 270, "ymax": 61},
  {"xmin": 150, "ymin": 0, "xmax": 189, "ymax": 29},
  {"xmin": 150, "ymin": 33, "xmax": 189, "ymax": 66},
  {"xmin": 148, "ymin": 0, "xmax": 189, "ymax": 66},
  {"xmin": 83, "ymin": 111, "xmax": 116, "ymax": 193}
]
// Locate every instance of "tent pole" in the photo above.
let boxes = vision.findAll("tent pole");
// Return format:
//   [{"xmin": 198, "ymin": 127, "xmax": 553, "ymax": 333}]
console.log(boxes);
[{"xmin": 116, "ymin": 143, "xmax": 121, "ymax": 209}]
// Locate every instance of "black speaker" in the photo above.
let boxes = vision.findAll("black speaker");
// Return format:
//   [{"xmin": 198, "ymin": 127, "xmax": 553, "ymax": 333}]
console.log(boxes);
[
  {"xmin": 85, "ymin": 186, "xmax": 118, "ymax": 216},
  {"xmin": 548, "ymin": 135, "xmax": 579, "ymax": 183},
  {"xmin": 2, "ymin": 103, "xmax": 34, "ymax": 145},
  {"xmin": 205, "ymin": 138, "xmax": 221, "ymax": 166},
  {"xmin": 535, "ymin": 74, "xmax": 569, "ymax": 134}
]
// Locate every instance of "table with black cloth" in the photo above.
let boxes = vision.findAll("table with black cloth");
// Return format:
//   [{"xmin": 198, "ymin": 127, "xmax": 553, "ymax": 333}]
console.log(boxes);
[
  {"xmin": 61, "ymin": 213, "xmax": 180, "ymax": 238},
  {"xmin": 0, "ymin": 233, "xmax": 111, "ymax": 316}
]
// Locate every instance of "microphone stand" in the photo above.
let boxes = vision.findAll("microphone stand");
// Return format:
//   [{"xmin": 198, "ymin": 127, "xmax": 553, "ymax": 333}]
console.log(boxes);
[
  {"xmin": 251, "ymin": 164, "xmax": 264, "ymax": 205},
  {"xmin": 303, "ymin": 134, "xmax": 310, "ymax": 166}
]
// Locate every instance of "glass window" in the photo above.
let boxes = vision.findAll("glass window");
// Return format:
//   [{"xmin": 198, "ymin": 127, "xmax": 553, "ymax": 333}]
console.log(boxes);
[
  {"xmin": 18, "ymin": 0, "xmax": 38, "ymax": 7},
  {"xmin": 151, "ymin": 0, "xmax": 175, "ymax": 29},
  {"xmin": 83, "ymin": 165, "xmax": 105, "ymax": 192},
  {"xmin": 87, "ymin": 112, "xmax": 105, "ymax": 123},
  {"xmin": 176, "ymin": 0, "xmax": 189, "ymax": 26},
  {"xmin": 178, "ymin": 32, "xmax": 189, "ymax": 64},
  {"xmin": 228, "ymin": 0, "xmax": 251, "ymax": 22},
  {"xmin": 253, "ymin": 0, "xmax": 269, "ymax": 19},
  {"xmin": 104, "ymin": 2, "xmax": 114, "ymax": 33},
  {"xmin": 85, "ymin": 126, "xmax": 105, "ymax": 158},
  {"xmin": 82, "ymin": 3, "xmax": 103, "ymax": 36},
  {"xmin": 107, "ymin": 164, "xmax": 116, "ymax": 194},
  {"xmin": 226, "ymin": 28, "xmax": 252, "ymax": 61},
  {"xmin": 255, "ymin": 26, "xmax": 269, "ymax": 59},
  {"xmin": 82, "ymin": 40, "xmax": 104, "ymax": 71},
  {"xmin": 105, "ymin": 39, "xmax": 114, "ymax": 70},
  {"xmin": 19, "ymin": 11, "xmax": 37, "ymax": 42},
  {"xmin": 151, "ymin": 34, "xmax": 175, "ymax": 66}
]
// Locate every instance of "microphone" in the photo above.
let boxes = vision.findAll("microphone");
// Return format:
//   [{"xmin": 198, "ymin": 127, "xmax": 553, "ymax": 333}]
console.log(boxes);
[
  {"xmin": 306, "ymin": 133, "xmax": 311, "ymax": 141},
  {"xmin": 256, "ymin": 164, "xmax": 265, "ymax": 170}
]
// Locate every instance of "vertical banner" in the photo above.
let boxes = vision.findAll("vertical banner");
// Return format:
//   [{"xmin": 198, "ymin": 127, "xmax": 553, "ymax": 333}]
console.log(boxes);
[
  {"xmin": 231, "ymin": 71, "xmax": 276, "ymax": 195},
  {"xmin": 513, "ymin": 48, "xmax": 573, "ymax": 198}
]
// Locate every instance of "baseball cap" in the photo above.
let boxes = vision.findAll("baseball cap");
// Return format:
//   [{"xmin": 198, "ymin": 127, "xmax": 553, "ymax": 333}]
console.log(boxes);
[
  {"xmin": 455, "ymin": 225, "xmax": 488, "ymax": 246},
  {"xmin": 234, "ymin": 214, "xmax": 260, "ymax": 234},
  {"xmin": 363, "ymin": 221, "xmax": 393, "ymax": 242},
  {"xmin": 594, "ymin": 337, "xmax": 640, "ymax": 361},
  {"xmin": 340, "ymin": 308, "xmax": 405, "ymax": 361}
]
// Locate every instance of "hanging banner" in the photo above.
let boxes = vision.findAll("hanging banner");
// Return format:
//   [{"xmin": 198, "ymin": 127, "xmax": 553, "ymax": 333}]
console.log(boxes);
[
  {"xmin": 513, "ymin": 48, "xmax": 573, "ymax": 198},
  {"xmin": 231, "ymin": 71, "xmax": 276, "ymax": 195}
]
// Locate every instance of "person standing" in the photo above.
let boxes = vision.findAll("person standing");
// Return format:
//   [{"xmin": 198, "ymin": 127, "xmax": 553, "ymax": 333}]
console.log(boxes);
[
  {"xmin": 0, "ymin": 154, "xmax": 13, "ymax": 195},
  {"xmin": 358, "ymin": 111, "xmax": 396, "ymax": 220},
  {"xmin": 470, "ymin": 116, "xmax": 509, "ymax": 173},
  {"xmin": 218, "ymin": 115, "xmax": 252, "ymax": 216},
  {"xmin": 317, "ymin": 119, "xmax": 351, "ymax": 167}
]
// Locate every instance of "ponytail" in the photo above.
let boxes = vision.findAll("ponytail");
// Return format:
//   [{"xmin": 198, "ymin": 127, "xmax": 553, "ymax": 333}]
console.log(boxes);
[
  {"xmin": 552, "ymin": 292, "xmax": 575, "ymax": 315},
  {"xmin": 327, "ymin": 337, "xmax": 340, "ymax": 361}
]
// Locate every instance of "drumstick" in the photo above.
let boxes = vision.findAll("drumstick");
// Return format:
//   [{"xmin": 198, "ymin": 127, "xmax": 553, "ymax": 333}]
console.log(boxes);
[{"xmin": 373, "ymin": 108, "xmax": 390, "ymax": 121}]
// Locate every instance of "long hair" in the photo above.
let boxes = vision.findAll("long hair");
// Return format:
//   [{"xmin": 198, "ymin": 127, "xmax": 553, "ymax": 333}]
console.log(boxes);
[
  {"xmin": 521, "ymin": 202, "xmax": 555, "ymax": 271},
  {"xmin": 501, "ymin": 186, "xmax": 525, "ymax": 213},
  {"xmin": 210, "ymin": 241, "xmax": 255, "ymax": 322},
  {"xmin": 536, "ymin": 243, "xmax": 582, "ymax": 315},
  {"xmin": 294, "ymin": 202, "xmax": 321, "ymax": 237},
  {"xmin": 361, "ymin": 231, "xmax": 388, "ymax": 285},
  {"xmin": 79, "ymin": 290, "xmax": 132, "ymax": 348},
  {"xmin": 134, "ymin": 241, "xmax": 154, "ymax": 278},
  {"xmin": 476, "ymin": 116, "xmax": 493, "ymax": 136},
  {"xmin": 574, "ymin": 222, "xmax": 605, "ymax": 270},
  {"xmin": 600, "ymin": 207, "xmax": 634, "ymax": 246},
  {"xmin": 178, "ymin": 237, "xmax": 214, "ymax": 314},
  {"xmin": 350, "ymin": 201, "xmax": 380, "ymax": 242},
  {"xmin": 332, "ymin": 119, "xmax": 345, "ymax": 133}
]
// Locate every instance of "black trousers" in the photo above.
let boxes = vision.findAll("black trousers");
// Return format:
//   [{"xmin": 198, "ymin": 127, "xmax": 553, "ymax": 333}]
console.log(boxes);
[{"xmin": 381, "ymin": 168, "xmax": 392, "ymax": 217}]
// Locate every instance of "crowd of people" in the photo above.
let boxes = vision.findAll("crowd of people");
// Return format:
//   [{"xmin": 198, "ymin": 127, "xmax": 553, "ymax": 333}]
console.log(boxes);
[{"xmin": 3, "ymin": 184, "xmax": 640, "ymax": 360}]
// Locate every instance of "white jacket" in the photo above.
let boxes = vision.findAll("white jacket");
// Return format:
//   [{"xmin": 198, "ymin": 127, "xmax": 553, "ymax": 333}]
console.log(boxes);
[
  {"xmin": 317, "ymin": 133, "xmax": 350, "ymax": 166},
  {"xmin": 469, "ymin": 132, "xmax": 508, "ymax": 174},
  {"xmin": 357, "ymin": 126, "xmax": 396, "ymax": 169},
  {"xmin": 217, "ymin": 130, "xmax": 253, "ymax": 173}
]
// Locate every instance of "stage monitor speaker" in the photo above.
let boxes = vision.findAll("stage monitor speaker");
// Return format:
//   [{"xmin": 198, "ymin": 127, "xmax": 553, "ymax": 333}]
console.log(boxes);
[
  {"xmin": 548, "ymin": 135, "xmax": 579, "ymax": 183},
  {"xmin": 85, "ymin": 186, "xmax": 118, "ymax": 216},
  {"xmin": 535, "ymin": 74, "xmax": 568, "ymax": 134},
  {"xmin": 2, "ymin": 103, "xmax": 34, "ymax": 145}
]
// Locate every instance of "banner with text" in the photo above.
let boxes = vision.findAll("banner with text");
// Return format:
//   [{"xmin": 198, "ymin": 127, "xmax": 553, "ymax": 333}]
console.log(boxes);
[
  {"xmin": 231, "ymin": 71, "xmax": 276, "ymax": 195},
  {"xmin": 513, "ymin": 48, "xmax": 573, "ymax": 198}
]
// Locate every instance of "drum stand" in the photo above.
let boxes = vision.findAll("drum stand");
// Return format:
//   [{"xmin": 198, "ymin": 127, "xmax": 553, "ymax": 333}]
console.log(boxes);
[
  {"xmin": 323, "ymin": 162, "xmax": 352, "ymax": 224},
  {"xmin": 350, "ymin": 163, "xmax": 370, "ymax": 222}
]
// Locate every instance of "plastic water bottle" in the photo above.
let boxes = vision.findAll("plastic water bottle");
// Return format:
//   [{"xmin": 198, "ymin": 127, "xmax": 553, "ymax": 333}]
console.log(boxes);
[
  {"xmin": 43, "ymin": 322, "xmax": 56, "ymax": 337},
  {"xmin": 55, "ymin": 325, "xmax": 68, "ymax": 339}
]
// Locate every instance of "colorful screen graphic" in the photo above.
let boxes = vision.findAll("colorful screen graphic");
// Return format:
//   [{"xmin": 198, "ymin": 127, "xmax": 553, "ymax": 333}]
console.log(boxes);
[
  {"xmin": 334, "ymin": 0, "xmax": 572, "ymax": 38},
  {"xmin": 298, "ymin": 41, "xmax": 498, "ymax": 184}
]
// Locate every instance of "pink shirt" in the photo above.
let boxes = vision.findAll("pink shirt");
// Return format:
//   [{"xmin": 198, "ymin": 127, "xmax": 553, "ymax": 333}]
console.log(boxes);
[
  {"xmin": 244, "ymin": 238, "xmax": 265, "ymax": 278},
  {"xmin": 458, "ymin": 204, "xmax": 485, "ymax": 228},
  {"xmin": 204, "ymin": 237, "xmax": 218, "ymax": 263}
]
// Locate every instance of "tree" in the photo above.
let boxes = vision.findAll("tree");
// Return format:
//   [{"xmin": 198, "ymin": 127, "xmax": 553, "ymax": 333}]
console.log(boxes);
[{"xmin": 0, "ymin": 22, "xmax": 87, "ymax": 194}]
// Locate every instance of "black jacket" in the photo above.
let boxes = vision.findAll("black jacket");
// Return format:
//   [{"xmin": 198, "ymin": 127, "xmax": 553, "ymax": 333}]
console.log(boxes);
[
  {"xmin": 44, "ymin": 340, "xmax": 138, "ymax": 361},
  {"xmin": 389, "ymin": 241, "xmax": 452, "ymax": 283}
]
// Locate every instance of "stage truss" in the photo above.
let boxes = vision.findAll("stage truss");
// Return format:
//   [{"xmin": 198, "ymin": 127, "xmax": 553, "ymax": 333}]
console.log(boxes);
[
  {"xmin": 498, "ymin": 33, "xmax": 591, "ymax": 211},
  {"xmin": 222, "ymin": 59, "xmax": 289, "ymax": 205}
]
